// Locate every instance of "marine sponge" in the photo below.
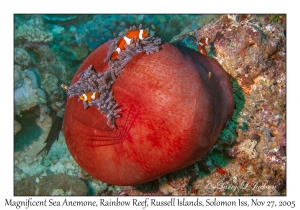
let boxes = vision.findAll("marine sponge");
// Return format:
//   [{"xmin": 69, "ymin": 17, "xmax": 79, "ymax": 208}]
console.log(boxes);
[{"xmin": 64, "ymin": 27, "xmax": 234, "ymax": 185}]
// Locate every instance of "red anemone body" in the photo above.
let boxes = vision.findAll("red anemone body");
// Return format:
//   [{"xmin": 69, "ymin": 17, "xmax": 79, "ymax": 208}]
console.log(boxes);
[{"xmin": 64, "ymin": 42, "xmax": 234, "ymax": 185}]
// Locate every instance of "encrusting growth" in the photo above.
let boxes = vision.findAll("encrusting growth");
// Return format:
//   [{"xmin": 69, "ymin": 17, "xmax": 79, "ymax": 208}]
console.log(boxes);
[{"xmin": 63, "ymin": 24, "xmax": 161, "ymax": 128}]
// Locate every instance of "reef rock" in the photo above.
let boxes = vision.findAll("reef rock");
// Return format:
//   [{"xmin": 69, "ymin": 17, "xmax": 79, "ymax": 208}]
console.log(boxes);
[
  {"xmin": 41, "ymin": 73, "xmax": 65, "ymax": 111},
  {"xmin": 15, "ymin": 23, "xmax": 53, "ymax": 43},
  {"xmin": 14, "ymin": 47, "xmax": 30, "ymax": 67},
  {"xmin": 14, "ymin": 174, "xmax": 88, "ymax": 196},
  {"xmin": 195, "ymin": 14, "xmax": 286, "ymax": 95},
  {"xmin": 14, "ymin": 69, "xmax": 46, "ymax": 115},
  {"xmin": 64, "ymin": 42, "xmax": 234, "ymax": 185},
  {"xmin": 14, "ymin": 120, "xmax": 21, "ymax": 134}
]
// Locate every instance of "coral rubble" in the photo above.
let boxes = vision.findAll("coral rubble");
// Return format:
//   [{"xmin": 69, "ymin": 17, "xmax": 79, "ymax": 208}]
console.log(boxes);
[{"xmin": 14, "ymin": 174, "xmax": 88, "ymax": 196}]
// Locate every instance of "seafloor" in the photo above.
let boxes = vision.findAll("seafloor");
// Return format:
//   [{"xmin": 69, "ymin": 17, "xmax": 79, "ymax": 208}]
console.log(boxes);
[{"xmin": 14, "ymin": 14, "xmax": 286, "ymax": 196}]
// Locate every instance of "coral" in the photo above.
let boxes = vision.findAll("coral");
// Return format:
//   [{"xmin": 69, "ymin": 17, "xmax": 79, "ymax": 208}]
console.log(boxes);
[
  {"xmin": 14, "ymin": 47, "xmax": 30, "ymax": 66},
  {"xmin": 89, "ymin": 180, "xmax": 108, "ymax": 195},
  {"xmin": 64, "ymin": 44, "xmax": 89, "ymax": 61},
  {"xmin": 15, "ymin": 23, "xmax": 53, "ymax": 43},
  {"xmin": 53, "ymin": 25, "xmax": 89, "ymax": 61},
  {"xmin": 263, "ymin": 149, "xmax": 286, "ymax": 171},
  {"xmin": 14, "ymin": 126, "xmax": 79, "ymax": 181},
  {"xmin": 14, "ymin": 120, "xmax": 21, "ymax": 134},
  {"xmin": 41, "ymin": 73, "xmax": 58, "ymax": 95},
  {"xmin": 14, "ymin": 65, "xmax": 23, "ymax": 88},
  {"xmin": 14, "ymin": 174, "xmax": 88, "ymax": 196},
  {"xmin": 24, "ymin": 70, "xmax": 39, "ymax": 88},
  {"xmin": 195, "ymin": 14, "xmax": 286, "ymax": 95},
  {"xmin": 32, "ymin": 45, "xmax": 73, "ymax": 83},
  {"xmin": 237, "ymin": 139, "xmax": 258, "ymax": 160},
  {"xmin": 41, "ymin": 73, "xmax": 65, "ymax": 111},
  {"xmin": 159, "ymin": 177, "xmax": 188, "ymax": 195},
  {"xmin": 36, "ymin": 104, "xmax": 50, "ymax": 124},
  {"xmin": 190, "ymin": 14, "xmax": 286, "ymax": 195},
  {"xmin": 267, "ymin": 14, "xmax": 286, "ymax": 25},
  {"xmin": 51, "ymin": 188, "xmax": 65, "ymax": 196},
  {"xmin": 51, "ymin": 25, "xmax": 65, "ymax": 35},
  {"xmin": 14, "ymin": 15, "xmax": 53, "ymax": 45},
  {"xmin": 14, "ymin": 69, "xmax": 46, "ymax": 115}
]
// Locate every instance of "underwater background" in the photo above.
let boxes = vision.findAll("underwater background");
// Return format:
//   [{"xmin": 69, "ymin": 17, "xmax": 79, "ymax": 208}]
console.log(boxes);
[{"xmin": 14, "ymin": 14, "xmax": 286, "ymax": 196}]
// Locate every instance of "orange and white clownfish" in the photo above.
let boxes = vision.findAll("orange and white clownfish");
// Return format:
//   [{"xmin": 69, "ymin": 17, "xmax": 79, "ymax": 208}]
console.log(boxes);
[
  {"xmin": 110, "ymin": 29, "xmax": 149, "ymax": 60},
  {"xmin": 79, "ymin": 91, "xmax": 100, "ymax": 103},
  {"xmin": 197, "ymin": 37, "xmax": 211, "ymax": 56}
]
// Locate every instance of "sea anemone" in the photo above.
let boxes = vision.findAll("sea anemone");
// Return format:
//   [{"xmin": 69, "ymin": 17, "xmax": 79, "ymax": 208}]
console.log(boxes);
[{"xmin": 63, "ymin": 25, "xmax": 234, "ymax": 185}]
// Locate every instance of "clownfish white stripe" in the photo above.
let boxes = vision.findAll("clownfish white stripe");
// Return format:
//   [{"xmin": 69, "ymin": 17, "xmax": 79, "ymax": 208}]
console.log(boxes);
[
  {"xmin": 205, "ymin": 37, "xmax": 209, "ymax": 45},
  {"xmin": 116, "ymin": 47, "xmax": 121, "ymax": 53},
  {"xmin": 91, "ymin": 92, "xmax": 96, "ymax": 100},
  {"xmin": 79, "ymin": 91, "xmax": 100, "ymax": 103},
  {"xmin": 123, "ymin": 36, "xmax": 131, "ymax": 45},
  {"xmin": 198, "ymin": 41, "xmax": 204, "ymax": 46},
  {"xmin": 139, "ymin": 30, "xmax": 144, "ymax": 40}
]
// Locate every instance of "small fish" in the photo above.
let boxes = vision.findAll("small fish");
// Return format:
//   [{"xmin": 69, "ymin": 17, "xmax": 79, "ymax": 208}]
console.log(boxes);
[
  {"xmin": 61, "ymin": 84, "xmax": 69, "ymax": 91},
  {"xmin": 110, "ymin": 29, "xmax": 149, "ymax": 60},
  {"xmin": 197, "ymin": 37, "xmax": 211, "ymax": 56},
  {"xmin": 79, "ymin": 91, "xmax": 100, "ymax": 103},
  {"xmin": 37, "ymin": 116, "xmax": 63, "ymax": 156}
]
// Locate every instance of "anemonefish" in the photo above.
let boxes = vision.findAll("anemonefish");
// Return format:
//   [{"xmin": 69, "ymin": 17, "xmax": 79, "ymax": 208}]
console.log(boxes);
[
  {"xmin": 110, "ymin": 29, "xmax": 149, "ymax": 60},
  {"xmin": 79, "ymin": 91, "xmax": 100, "ymax": 103},
  {"xmin": 197, "ymin": 37, "xmax": 211, "ymax": 56}
]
